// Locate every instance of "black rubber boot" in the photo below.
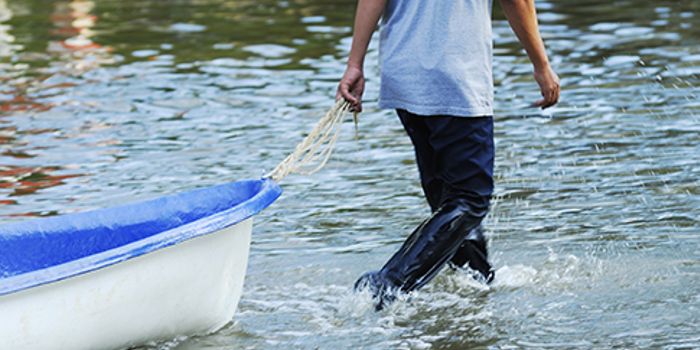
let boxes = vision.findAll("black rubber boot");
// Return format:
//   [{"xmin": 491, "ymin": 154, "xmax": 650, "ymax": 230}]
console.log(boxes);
[
  {"xmin": 448, "ymin": 226, "xmax": 495, "ymax": 283},
  {"xmin": 354, "ymin": 198, "xmax": 486, "ymax": 310}
]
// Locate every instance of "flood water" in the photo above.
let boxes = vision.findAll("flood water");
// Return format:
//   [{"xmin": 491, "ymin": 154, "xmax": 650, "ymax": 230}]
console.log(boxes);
[{"xmin": 1, "ymin": 0, "xmax": 699, "ymax": 349}]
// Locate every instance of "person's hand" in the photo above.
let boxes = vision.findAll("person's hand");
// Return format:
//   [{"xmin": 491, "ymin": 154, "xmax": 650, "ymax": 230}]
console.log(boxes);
[
  {"xmin": 533, "ymin": 65, "xmax": 560, "ymax": 109},
  {"xmin": 336, "ymin": 66, "xmax": 365, "ymax": 112}
]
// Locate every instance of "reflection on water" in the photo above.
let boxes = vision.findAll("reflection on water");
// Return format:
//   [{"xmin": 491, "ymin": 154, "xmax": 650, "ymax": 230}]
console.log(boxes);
[
  {"xmin": 0, "ymin": 165, "xmax": 82, "ymax": 198},
  {"xmin": 1, "ymin": 0, "xmax": 699, "ymax": 349}
]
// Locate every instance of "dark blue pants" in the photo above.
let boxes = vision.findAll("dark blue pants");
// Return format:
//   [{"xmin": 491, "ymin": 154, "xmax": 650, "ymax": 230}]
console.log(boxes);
[
  {"xmin": 397, "ymin": 109, "xmax": 494, "ymax": 214},
  {"xmin": 354, "ymin": 111, "xmax": 496, "ymax": 305}
]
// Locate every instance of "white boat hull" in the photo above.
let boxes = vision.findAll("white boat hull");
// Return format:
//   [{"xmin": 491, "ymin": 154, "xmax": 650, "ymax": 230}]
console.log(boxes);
[{"xmin": 0, "ymin": 218, "xmax": 253, "ymax": 350}]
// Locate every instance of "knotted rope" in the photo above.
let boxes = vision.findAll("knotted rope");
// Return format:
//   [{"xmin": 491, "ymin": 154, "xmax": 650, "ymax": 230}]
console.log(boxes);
[{"xmin": 266, "ymin": 100, "xmax": 355, "ymax": 182}]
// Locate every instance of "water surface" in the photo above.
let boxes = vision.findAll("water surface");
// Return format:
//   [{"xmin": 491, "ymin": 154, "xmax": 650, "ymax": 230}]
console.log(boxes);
[{"xmin": 0, "ymin": 0, "xmax": 698, "ymax": 349}]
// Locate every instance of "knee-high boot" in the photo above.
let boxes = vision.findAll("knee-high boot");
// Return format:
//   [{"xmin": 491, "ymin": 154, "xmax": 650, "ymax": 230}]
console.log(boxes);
[
  {"xmin": 354, "ymin": 198, "xmax": 486, "ymax": 310},
  {"xmin": 448, "ymin": 226, "xmax": 495, "ymax": 283},
  {"xmin": 423, "ymin": 181, "xmax": 494, "ymax": 283}
]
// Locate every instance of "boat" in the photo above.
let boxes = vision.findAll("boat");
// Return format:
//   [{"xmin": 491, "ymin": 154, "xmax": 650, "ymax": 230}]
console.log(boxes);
[{"xmin": 0, "ymin": 178, "xmax": 282, "ymax": 350}]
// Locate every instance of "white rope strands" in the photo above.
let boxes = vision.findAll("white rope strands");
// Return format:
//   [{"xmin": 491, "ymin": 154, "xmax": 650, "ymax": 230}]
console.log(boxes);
[{"xmin": 266, "ymin": 100, "xmax": 355, "ymax": 182}]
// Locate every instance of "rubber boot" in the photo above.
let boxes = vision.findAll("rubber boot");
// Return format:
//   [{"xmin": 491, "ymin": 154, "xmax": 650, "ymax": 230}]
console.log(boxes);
[
  {"xmin": 354, "ymin": 198, "xmax": 486, "ymax": 310},
  {"xmin": 448, "ymin": 226, "xmax": 495, "ymax": 283},
  {"xmin": 423, "ymin": 182, "xmax": 494, "ymax": 283}
]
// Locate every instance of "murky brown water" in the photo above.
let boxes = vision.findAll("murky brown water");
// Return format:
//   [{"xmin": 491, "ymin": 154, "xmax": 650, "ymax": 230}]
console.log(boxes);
[{"xmin": 1, "ymin": 0, "xmax": 698, "ymax": 349}]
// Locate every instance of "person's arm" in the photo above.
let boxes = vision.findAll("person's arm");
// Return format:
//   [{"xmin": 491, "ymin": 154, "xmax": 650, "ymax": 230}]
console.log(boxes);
[
  {"xmin": 499, "ymin": 0, "xmax": 560, "ymax": 109},
  {"xmin": 336, "ymin": 0, "xmax": 387, "ymax": 112}
]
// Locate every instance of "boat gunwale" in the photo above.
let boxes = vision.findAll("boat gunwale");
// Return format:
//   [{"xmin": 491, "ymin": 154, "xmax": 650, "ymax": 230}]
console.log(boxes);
[{"xmin": 0, "ymin": 178, "xmax": 281, "ymax": 296}]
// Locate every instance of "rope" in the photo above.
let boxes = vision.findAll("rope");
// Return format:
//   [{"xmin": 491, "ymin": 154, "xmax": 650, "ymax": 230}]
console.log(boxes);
[{"xmin": 266, "ymin": 100, "xmax": 355, "ymax": 182}]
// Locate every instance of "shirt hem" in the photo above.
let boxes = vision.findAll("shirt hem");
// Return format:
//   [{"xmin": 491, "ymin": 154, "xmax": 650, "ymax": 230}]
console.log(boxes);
[{"xmin": 378, "ymin": 99, "xmax": 493, "ymax": 118}]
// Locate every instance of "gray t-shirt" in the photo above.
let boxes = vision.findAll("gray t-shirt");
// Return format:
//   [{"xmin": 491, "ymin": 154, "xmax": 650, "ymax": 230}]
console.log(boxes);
[{"xmin": 378, "ymin": 0, "xmax": 494, "ymax": 117}]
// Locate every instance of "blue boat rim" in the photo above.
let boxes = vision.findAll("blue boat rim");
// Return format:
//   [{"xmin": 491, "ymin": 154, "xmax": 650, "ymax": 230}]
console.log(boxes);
[{"xmin": 0, "ymin": 178, "xmax": 282, "ymax": 296}]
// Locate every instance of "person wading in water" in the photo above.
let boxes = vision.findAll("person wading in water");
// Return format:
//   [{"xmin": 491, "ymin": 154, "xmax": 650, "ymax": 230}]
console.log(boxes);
[{"xmin": 337, "ymin": 0, "xmax": 560, "ymax": 310}]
